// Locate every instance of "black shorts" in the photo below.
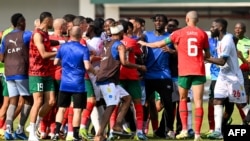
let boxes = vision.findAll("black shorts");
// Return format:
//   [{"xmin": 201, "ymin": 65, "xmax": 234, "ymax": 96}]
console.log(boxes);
[{"xmin": 57, "ymin": 91, "xmax": 87, "ymax": 109}]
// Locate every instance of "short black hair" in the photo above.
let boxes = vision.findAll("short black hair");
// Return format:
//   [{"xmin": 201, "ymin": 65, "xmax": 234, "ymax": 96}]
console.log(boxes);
[
  {"xmin": 11, "ymin": 13, "xmax": 24, "ymax": 27},
  {"xmin": 119, "ymin": 19, "xmax": 133, "ymax": 33},
  {"xmin": 105, "ymin": 18, "xmax": 115, "ymax": 24},
  {"xmin": 214, "ymin": 18, "xmax": 228, "ymax": 31},
  {"xmin": 63, "ymin": 14, "xmax": 76, "ymax": 23},
  {"xmin": 40, "ymin": 11, "xmax": 52, "ymax": 23},
  {"xmin": 134, "ymin": 17, "xmax": 145, "ymax": 26},
  {"xmin": 151, "ymin": 14, "xmax": 168, "ymax": 23},
  {"xmin": 73, "ymin": 16, "xmax": 85, "ymax": 26},
  {"xmin": 86, "ymin": 17, "xmax": 94, "ymax": 24},
  {"xmin": 168, "ymin": 18, "xmax": 179, "ymax": 26},
  {"xmin": 94, "ymin": 17, "xmax": 104, "ymax": 29}
]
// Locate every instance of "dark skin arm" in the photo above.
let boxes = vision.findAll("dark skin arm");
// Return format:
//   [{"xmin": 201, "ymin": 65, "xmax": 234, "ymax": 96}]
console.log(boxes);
[{"xmin": 206, "ymin": 56, "xmax": 227, "ymax": 66}]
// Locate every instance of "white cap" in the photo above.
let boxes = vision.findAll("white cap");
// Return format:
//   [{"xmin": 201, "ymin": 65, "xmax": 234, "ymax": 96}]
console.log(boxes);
[{"xmin": 110, "ymin": 25, "xmax": 124, "ymax": 34}]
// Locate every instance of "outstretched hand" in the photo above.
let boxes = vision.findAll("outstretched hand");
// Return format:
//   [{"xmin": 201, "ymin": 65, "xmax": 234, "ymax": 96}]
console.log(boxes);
[{"xmin": 137, "ymin": 40, "xmax": 147, "ymax": 46}]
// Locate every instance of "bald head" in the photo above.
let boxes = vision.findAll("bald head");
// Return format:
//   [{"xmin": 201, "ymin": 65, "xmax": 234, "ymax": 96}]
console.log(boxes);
[
  {"xmin": 53, "ymin": 18, "xmax": 65, "ymax": 30},
  {"xmin": 186, "ymin": 10, "xmax": 199, "ymax": 24},
  {"xmin": 34, "ymin": 18, "xmax": 40, "ymax": 28},
  {"xmin": 70, "ymin": 26, "xmax": 82, "ymax": 40}
]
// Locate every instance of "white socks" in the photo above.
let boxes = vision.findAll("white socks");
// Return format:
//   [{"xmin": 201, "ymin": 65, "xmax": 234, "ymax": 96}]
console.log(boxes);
[{"xmin": 214, "ymin": 105, "xmax": 223, "ymax": 133}]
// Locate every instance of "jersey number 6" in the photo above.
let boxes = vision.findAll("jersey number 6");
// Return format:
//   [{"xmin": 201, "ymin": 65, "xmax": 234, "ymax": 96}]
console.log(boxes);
[{"xmin": 188, "ymin": 38, "xmax": 198, "ymax": 56}]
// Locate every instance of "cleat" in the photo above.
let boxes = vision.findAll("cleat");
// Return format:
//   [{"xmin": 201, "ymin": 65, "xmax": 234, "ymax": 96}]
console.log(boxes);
[
  {"xmin": 188, "ymin": 129, "xmax": 195, "ymax": 138},
  {"xmin": 122, "ymin": 124, "xmax": 132, "ymax": 134},
  {"xmin": 207, "ymin": 131, "xmax": 223, "ymax": 139},
  {"xmin": 66, "ymin": 135, "xmax": 74, "ymax": 141},
  {"xmin": 167, "ymin": 130, "xmax": 175, "ymax": 139},
  {"xmin": 134, "ymin": 132, "xmax": 148, "ymax": 140},
  {"xmin": 79, "ymin": 128, "xmax": 89, "ymax": 140},
  {"xmin": 227, "ymin": 117, "xmax": 233, "ymax": 125},
  {"xmin": 28, "ymin": 134, "xmax": 39, "ymax": 141},
  {"xmin": 52, "ymin": 133, "xmax": 60, "ymax": 141},
  {"xmin": 107, "ymin": 132, "xmax": 117, "ymax": 141},
  {"xmin": 4, "ymin": 132, "xmax": 14, "ymax": 140},
  {"xmin": 202, "ymin": 130, "xmax": 213, "ymax": 138},
  {"xmin": 0, "ymin": 129, "xmax": 5, "ymax": 140},
  {"xmin": 14, "ymin": 131, "xmax": 28, "ymax": 140},
  {"xmin": 194, "ymin": 136, "xmax": 203, "ymax": 141},
  {"xmin": 176, "ymin": 130, "xmax": 188, "ymax": 139}
]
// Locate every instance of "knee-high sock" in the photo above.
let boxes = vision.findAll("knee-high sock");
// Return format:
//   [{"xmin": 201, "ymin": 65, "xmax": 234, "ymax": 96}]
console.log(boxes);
[
  {"xmin": 134, "ymin": 103, "xmax": 143, "ymax": 133},
  {"xmin": 68, "ymin": 107, "xmax": 74, "ymax": 133},
  {"xmin": 90, "ymin": 106, "xmax": 104, "ymax": 135},
  {"xmin": 49, "ymin": 106, "xmax": 57, "ymax": 134},
  {"xmin": 194, "ymin": 107, "xmax": 203, "ymax": 135},
  {"xmin": 6, "ymin": 104, "xmax": 16, "ymax": 133},
  {"xmin": 214, "ymin": 105, "xmax": 223, "ymax": 133},
  {"xmin": 208, "ymin": 102, "xmax": 215, "ymax": 130},
  {"xmin": 179, "ymin": 100, "xmax": 188, "ymax": 130},
  {"xmin": 239, "ymin": 105, "xmax": 247, "ymax": 122},
  {"xmin": 81, "ymin": 102, "xmax": 94, "ymax": 129},
  {"xmin": 40, "ymin": 106, "xmax": 51, "ymax": 133},
  {"xmin": 110, "ymin": 106, "xmax": 118, "ymax": 130}
]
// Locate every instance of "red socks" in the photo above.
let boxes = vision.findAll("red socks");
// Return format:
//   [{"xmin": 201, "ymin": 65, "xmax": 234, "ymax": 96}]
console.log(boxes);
[
  {"xmin": 0, "ymin": 118, "xmax": 5, "ymax": 128},
  {"xmin": 208, "ymin": 103, "xmax": 215, "ymax": 130},
  {"xmin": 179, "ymin": 100, "xmax": 188, "ymax": 130},
  {"xmin": 81, "ymin": 102, "xmax": 95, "ymax": 126},
  {"xmin": 134, "ymin": 103, "xmax": 143, "ymax": 130},
  {"xmin": 195, "ymin": 107, "xmax": 204, "ymax": 135},
  {"xmin": 110, "ymin": 106, "xmax": 118, "ymax": 129},
  {"xmin": 68, "ymin": 107, "xmax": 74, "ymax": 132}
]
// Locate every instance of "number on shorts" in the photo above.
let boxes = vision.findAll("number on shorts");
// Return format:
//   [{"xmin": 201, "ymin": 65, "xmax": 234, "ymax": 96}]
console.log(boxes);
[
  {"xmin": 37, "ymin": 83, "xmax": 43, "ymax": 91},
  {"xmin": 233, "ymin": 90, "xmax": 240, "ymax": 98},
  {"xmin": 187, "ymin": 38, "xmax": 198, "ymax": 56}
]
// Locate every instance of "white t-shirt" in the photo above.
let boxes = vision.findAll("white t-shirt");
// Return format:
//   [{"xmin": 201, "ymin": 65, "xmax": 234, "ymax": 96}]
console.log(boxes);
[
  {"xmin": 86, "ymin": 37, "xmax": 104, "ymax": 67},
  {"xmin": 217, "ymin": 33, "xmax": 244, "ymax": 84}
]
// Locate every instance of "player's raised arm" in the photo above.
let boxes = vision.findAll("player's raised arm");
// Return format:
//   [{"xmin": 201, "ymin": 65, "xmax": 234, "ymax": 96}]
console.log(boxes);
[{"xmin": 137, "ymin": 39, "xmax": 167, "ymax": 48}]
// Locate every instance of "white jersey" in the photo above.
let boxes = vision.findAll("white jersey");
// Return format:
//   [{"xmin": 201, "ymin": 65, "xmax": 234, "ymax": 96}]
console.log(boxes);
[
  {"xmin": 86, "ymin": 37, "xmax": 104, "ymax": 67},
  {"xmin": 217, "ymin": 33, "xmax": 243, "ymax": 84},
  {"xmin": 86, "ymin": 37, "xmax": 104, "ymax": 100},
  {"xmin": 214, "ymin": 33, "xmax": 246, "ymax": 103}
]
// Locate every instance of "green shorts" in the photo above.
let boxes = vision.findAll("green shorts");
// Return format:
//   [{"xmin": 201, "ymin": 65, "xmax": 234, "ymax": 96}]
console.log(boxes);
[
  {"xmin": 178, "ymin": 75, "xmax": 206, "ymax": 89},
  {"xmin": 85, "ymin": 79, "xmax": 95, "ymax": 98},
  {"xmin": 119, "ymin": 80, "xmax": 142, "ymax": 99},
  {"xmin": 29, "ymin": 76, "xmax": 55, "ymax": 93},
  {"xmin": 1, "ymin": 76, "xmax": 8, "ymax": 97}
]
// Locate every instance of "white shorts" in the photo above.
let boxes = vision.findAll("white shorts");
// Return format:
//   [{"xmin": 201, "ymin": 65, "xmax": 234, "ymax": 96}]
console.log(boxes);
[
  {"xmin": 99, "ymin": 83, "xmax": 129, "ymax": 106},
  {"xmin": 7, "ymin": 79, "xmax": 30, "ymax": 98},
  {"xmin": 88, "ymin": 71, "xmax": 102, "ymax": 101},
  {"xmin": 214, "ymin": 76, "xmax": 247, "ymax": 103}
]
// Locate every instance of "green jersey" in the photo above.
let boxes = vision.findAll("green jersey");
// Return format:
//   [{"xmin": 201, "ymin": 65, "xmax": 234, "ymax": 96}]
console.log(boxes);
[{"xmin": 237, "ymin": 36, "xmax": 250, "ymax": 65}]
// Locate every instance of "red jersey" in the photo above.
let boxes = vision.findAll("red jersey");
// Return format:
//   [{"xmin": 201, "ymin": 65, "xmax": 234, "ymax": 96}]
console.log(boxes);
[
  {"xmin": 49, "ymin": 34, "xmax": 68, "ymax": 80},
  {"xmin": 170, "ymin": 26, "xmax": 209, "ymax": 76},
  {"xmin": 29, "ymin": 28, "xmax": 52, "ymax": 76},
  {"xmin": 120, "ymin": 36, "xmax": 142, "ymax": 80}
]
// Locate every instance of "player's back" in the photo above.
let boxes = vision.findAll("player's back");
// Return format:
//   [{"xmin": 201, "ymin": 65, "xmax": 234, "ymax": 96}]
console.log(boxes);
[{"xmin": 171, "ymin": 26, "xmax": 209, "ymax": 76}]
